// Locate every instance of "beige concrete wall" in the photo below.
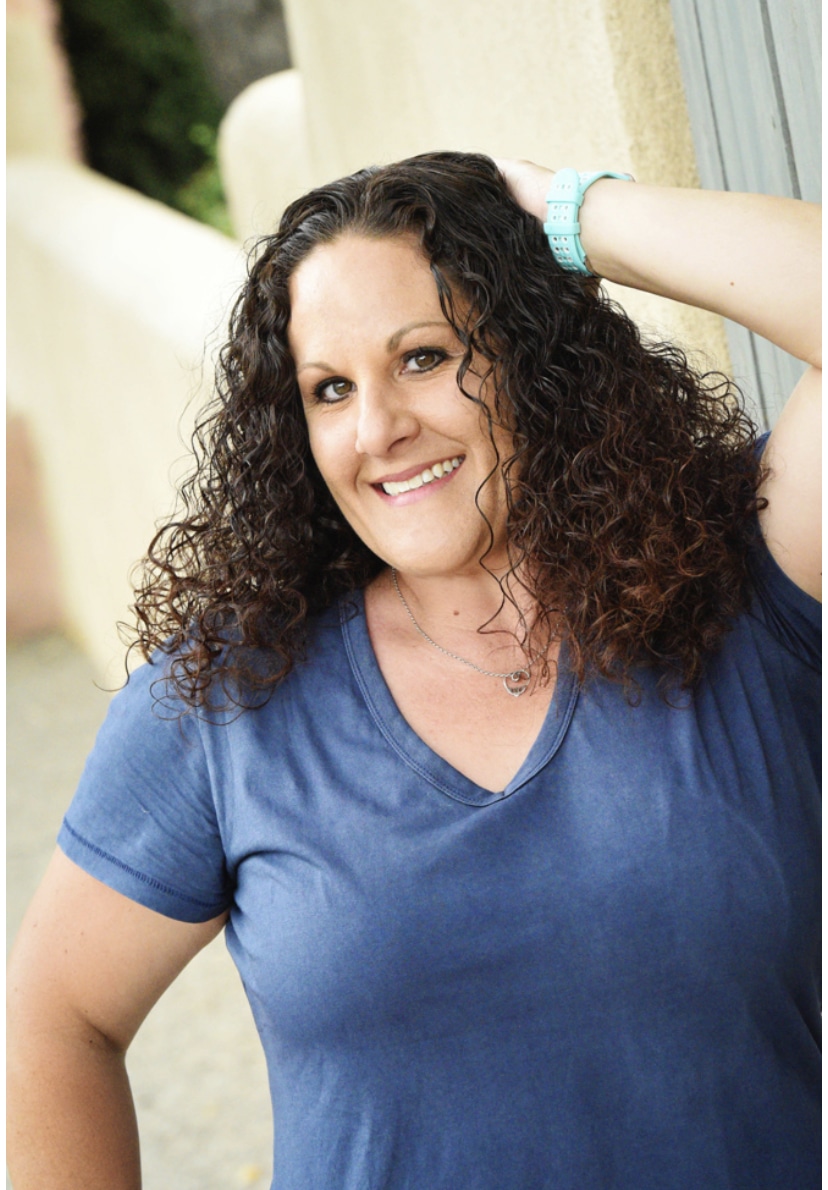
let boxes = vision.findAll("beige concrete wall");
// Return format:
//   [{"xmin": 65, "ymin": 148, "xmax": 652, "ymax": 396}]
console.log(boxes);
[
  {"xmin": 8, "ymin": 159, "xmax": 247, "ymax": 681},
  {"xmin": 7, "ymin": 0, "xmax": 85, "ymax": 638},
  {"xmin": 283, "ymin": 0, "xmax": 633, "ymax": 176},
  {"xmin": 218, "ymin": 69, "xmax": 313, "ymax": 244},
  {"xmin": 220, "ymin": 0, "xmax": 729, "ymax": 372}
]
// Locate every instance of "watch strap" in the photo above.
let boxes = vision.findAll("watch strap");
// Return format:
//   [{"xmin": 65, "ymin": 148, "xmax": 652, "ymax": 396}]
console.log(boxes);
[{"xmin": 544, "ymin": 168, "xmax": 634, "ymax": 275}]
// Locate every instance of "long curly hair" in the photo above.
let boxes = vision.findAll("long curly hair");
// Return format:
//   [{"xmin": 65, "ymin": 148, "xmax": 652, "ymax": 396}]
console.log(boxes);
[{"xmin": 131, "ymin": 151, "xmax": 765, "ymax": 708}]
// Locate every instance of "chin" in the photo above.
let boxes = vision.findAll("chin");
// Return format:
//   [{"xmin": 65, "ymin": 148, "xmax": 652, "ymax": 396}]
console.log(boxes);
[{"xmin": 382, "ymin": 542, "xmax": 512, "ymax": 581}]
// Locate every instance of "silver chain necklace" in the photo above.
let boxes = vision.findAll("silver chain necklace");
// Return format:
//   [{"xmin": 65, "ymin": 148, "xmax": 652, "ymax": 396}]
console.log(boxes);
[{"xmin": 391, "ymin": 568, "xmax": 533, "ymax": 698}]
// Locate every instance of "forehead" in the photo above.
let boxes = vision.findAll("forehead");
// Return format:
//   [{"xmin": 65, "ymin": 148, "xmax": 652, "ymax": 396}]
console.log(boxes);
[{"xmin": 287, "ymin": 233, "xmax": 445, "ymax": 352}]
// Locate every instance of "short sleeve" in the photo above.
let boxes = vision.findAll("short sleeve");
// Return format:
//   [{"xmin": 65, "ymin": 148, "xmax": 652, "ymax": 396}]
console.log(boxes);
[
  {"xmin": 747, "ymin": 533, "xmax": 821, "ymax": 670},
  {"xmin": 58, "ymin": 658, "xmax": 232, "ymax": 922}
]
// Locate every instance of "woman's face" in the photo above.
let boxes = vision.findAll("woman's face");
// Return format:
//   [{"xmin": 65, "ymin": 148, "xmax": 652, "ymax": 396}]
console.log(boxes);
[{"xmin": 288, "ymin": 232, "xmax": 513, "ymax": 579}]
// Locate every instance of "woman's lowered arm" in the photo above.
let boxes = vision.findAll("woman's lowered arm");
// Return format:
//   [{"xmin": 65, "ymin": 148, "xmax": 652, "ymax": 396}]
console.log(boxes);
[{"xmin": 7, "ymin": 848, "xmax": 227, "ymax": 1190}]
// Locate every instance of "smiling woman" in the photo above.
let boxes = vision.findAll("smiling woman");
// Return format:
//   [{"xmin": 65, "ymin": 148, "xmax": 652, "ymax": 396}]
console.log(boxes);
[
  {"xmin": 7, "ymin": 152, "xmax": 821, "ymax": 1190},
  {"xmin": 127, "ymin": 154, "xmax": 797, "ymax": 709}
]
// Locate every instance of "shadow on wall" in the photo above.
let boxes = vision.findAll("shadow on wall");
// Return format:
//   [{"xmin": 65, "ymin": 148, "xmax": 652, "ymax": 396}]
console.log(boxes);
[{"xmin": 6, "ymin": 414, "xmax": 65, "ymax": 640}]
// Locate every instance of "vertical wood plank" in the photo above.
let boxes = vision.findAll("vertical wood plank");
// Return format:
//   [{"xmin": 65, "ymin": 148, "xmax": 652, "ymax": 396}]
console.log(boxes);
[
  {"xmin": 669, "ymin": 0, "xmax": 728, "ymax": 189},
  {"xmin": 763, "ymin": 0, "xmax": 821, "ymax": 202},
  {"xmin": 668, "ymin": 0, "xmax": 817, "ymax": 426},
  {"xmin": 695, "ymin": 3, "xmax": 794, "ymax": 200}
]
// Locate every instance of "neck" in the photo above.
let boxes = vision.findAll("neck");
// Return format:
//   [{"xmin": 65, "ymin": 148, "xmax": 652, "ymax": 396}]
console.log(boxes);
[{"xmin": 386, "ymin": 564, "xmax": 537, "ymax": 646}]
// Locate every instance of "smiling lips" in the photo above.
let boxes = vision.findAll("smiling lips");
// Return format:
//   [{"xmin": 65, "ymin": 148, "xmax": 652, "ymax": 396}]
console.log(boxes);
[{"xmin": 378, "ymin": 455, "xmax": 464, "ymax": 497}]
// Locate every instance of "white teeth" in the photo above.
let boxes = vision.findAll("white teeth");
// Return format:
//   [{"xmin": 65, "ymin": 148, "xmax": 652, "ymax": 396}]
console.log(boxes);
[{"xmin": 380, "ymin": 456, "xmax": 463, "ymax": 496}]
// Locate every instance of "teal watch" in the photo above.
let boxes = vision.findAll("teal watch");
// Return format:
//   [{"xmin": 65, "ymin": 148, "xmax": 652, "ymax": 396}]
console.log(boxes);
[{"xmin": 544, "ymin": 168, "xmax": 634, "ymax": 275}]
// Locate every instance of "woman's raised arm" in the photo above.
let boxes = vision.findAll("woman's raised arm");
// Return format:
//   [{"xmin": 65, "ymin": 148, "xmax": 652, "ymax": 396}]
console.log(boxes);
[
  {"xmin": 7, "ymin": 848, "xmax": 227, "ymax": 1189},
  {"xmin": 497, "ymin": 161, "xmax": 822, "ymax": 600}
]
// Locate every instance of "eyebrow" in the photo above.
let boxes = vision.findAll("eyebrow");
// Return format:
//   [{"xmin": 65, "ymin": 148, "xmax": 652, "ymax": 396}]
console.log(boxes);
[
  {"xmin": 385, "ymin": 319, "xmax": 449, "ymax": 352},
  {"xmin": 296, "ymin": 320, "xmax": 450, "ymax": 375}
]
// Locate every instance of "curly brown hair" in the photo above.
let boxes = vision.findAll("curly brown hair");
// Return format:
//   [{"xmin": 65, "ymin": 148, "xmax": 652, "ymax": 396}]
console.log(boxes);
[{"xmin": 131, "ymin": 151, "xmax": 765, "ymax": 708}]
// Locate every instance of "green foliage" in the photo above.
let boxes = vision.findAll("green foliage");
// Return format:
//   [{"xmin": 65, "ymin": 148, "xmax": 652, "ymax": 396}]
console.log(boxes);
[
  {"xmin": 59, "ymin": 0, "xmax": 231, "ymax": 232},
  {"xmin": 174, "ymin": 125, "xmax": 233, "ymax": 236}
]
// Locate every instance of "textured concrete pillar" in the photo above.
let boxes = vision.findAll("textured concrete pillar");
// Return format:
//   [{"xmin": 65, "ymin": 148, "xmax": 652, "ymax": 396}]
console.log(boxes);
[{"xmin": 218, "ymin": 69, "xmax": 312, "ymax": 243}]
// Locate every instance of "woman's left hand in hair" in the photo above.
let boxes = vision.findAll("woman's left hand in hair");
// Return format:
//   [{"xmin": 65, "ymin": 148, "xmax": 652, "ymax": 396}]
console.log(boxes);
[{"xmin": 494, "ymin": 158, "xmax": 556, "ymax": 225}]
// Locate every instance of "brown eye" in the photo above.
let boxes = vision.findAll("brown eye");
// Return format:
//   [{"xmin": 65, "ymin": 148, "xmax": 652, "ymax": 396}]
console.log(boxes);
[
  {"xmin": 314, "ymin": 377, "xmax": 353, "ymax": 403},
  {"xmin": 403, "ymin": 348, "xmax": 447, "ymax": 373}
]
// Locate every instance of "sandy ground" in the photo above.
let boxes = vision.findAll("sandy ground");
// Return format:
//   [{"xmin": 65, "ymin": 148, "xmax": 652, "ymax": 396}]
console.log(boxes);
[{"xmin": 7, "ymin": 634, "xmax": 273, "ymax": 1189}]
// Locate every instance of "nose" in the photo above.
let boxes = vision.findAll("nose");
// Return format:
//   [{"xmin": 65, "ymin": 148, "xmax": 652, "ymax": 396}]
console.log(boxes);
[{"xmin": 354, "ymin": 382, "xmax": 419, "ymax": 457}]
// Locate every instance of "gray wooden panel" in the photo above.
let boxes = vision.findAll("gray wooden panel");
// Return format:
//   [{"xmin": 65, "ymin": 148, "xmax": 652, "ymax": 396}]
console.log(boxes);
[
  {"xmin": 669, "ymin": 0, "xmax": 729, "ymax": 189},
  {"xmin": 764, "ymin": 0, "xmax": 821, "ymax": 202},
  {"xmin": 669, "ymin": 0, "xmax": 820, "ymax": 428},
  {"xmin": 701, "ymin": 2, "xmax": 796, "ymax": 197}
]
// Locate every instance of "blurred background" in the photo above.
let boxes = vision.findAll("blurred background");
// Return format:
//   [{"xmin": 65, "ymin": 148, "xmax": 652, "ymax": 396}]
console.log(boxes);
[{"xmin": 6, "ymin": 0, "xmax": 820, "ymax": 1185}]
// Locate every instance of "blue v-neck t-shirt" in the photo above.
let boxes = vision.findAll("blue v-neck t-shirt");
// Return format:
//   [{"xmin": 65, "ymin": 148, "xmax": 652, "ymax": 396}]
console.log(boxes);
[{"xmin": 59, "ymin": 528, "xmax": 820, "ymax": 1190}]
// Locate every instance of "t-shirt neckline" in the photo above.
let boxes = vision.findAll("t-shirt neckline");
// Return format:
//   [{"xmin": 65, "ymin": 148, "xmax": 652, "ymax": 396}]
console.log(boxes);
[{"xmin": 339, "ymin": 588, "xmax": 579, "ymax": 807}]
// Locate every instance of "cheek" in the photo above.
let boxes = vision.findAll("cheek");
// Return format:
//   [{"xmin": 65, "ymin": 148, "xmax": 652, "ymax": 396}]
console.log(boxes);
[
  {"xmin": 306, "ymin": 419, "xmax": 347, "ymax": 484},
  {"xmin": 304, "ymin": 416, "xmax": 335, "ymax": 466}
]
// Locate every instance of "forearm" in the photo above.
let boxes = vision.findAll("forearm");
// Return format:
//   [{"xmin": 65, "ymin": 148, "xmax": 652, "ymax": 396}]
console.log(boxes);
[
  {"xmin": 580, "ymin": 179, "xmax": 821, "ymax": 367},
  {"xmin": 7, "ymin": 1019, "xmax": 141, "ymax": 1189}
]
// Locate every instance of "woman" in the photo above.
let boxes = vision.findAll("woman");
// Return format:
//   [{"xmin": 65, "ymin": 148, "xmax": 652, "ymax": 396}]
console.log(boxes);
[{"xmin": 8, "ymin": 153, "xmax": 820, "ymax": 1188}]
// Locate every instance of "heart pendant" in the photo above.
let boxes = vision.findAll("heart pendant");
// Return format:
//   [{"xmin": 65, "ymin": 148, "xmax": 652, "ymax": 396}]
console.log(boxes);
[{"xmin": 503, "ymin": 669, "xmax": 530, "ymax": 697}]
